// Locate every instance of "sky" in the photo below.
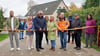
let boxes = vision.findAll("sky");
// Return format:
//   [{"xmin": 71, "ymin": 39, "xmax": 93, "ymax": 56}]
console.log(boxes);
[{"xmin": 0, "ymin": 0, "xmax": 85, "ymax": 17}]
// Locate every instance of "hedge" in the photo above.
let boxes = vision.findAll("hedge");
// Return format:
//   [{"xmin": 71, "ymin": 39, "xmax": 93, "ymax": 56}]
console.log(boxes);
[{"xmin": 65, "ymin": 7, "xmax": 100, "ymax": 44}]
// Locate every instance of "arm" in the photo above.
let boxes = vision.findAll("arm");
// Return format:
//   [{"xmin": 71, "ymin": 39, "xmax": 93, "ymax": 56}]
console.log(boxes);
[
  {"xmin": 24, "ymin": 23, "xmax": 27, "ymax": 30},
  {"xmin": 44, "ymin": 19, "xmax": 47, "ymax": 29},
  {"xmin": 66, "ymin": 20, "xmax": 70, "ymax": 28},
  {"xmin": 34, "ymin": 18, "xmax": 41, "ymax": 29}
]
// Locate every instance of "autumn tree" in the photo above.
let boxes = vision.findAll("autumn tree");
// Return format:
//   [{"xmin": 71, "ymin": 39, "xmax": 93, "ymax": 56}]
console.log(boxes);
[
  {"xmin": 69, "ymin": 2, "xmax": 82, "ymax": 11},
  {"xmin": 27, "ymin": 0, "xmax": 36, "ymax": 10}
]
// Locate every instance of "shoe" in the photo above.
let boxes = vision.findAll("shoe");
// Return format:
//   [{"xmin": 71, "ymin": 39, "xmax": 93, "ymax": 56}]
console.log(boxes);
[
  {"xmin": 76, "ymin": 47, "xmax": 81, "ymax": 50},
  {"xmin": 19, "ymin": 38, "xmax": 21, "ymax": 40},
  {"xmin": 49, "ymin": 46, "xmax": 53, "ymax": 50},
  {"xmin": 22, "ymin": 38, "xmax": 24, "ymax": 39},
  {"xmin": 28, "ymin": 48, "xmax": 31, "ymax": 50},
  {"xmin": 74, "ymin": 47, "xmax": 78, "ymax": 49},
  {"xmin": 39, "ymin": 47, "xmax": 44, "ymax": 49},
  {"xmin": 72, "ymin": 41, "xmax": 74, "ymax": 44},
  {"xmin": 59, "ymin": 47, "xmax": 64, "ymax": 49},
  {"xmin": 36, "ymin": 49, "xmax": 40, "ymax": 52},
  {"xmin": 67, "ymin": 41, "xmax": 70, "ymax": 43},
  {"xmin": 10, "ymin": 48, "xmax": 14, "ymax": 51},
  {"xmin": 16, "ymin": 48, "xmax": 21, "ymax": 51},
  {"xmin": 31, "ymin": 47, "xmax": 34, "ymax": 49},
  {"xmin": 52, "ymin": 47, "xmax": 55, "ymax": 51},
  {"xmin": 84, "ymin": 46, "xmax": 88, "ymax": 48},
  {"xmin": 88, "ymin": 46, "xmax": 92, "ymax": 48},
  {"xmin": 64, "ymin": 48, "xmax": 67, "ymax": 51}
]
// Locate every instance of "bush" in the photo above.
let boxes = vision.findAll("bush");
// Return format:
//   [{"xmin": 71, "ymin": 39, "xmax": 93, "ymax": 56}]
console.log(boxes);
[
  {"xmin": 0, "ymin": 9, "xmax": 4, "ymax": 32},
  {"xmin": 65, "ymin": 7, "xmax": 100, "ymax": 44}
]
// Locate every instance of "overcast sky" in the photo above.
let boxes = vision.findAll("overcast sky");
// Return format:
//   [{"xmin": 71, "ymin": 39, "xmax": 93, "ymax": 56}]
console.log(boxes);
[{"xmin": 0, "ymin": 0, "xmax": 85, "ymax": 17}]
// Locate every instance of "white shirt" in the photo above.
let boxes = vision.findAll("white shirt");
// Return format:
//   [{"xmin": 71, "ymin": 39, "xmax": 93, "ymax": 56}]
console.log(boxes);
[{"xmin": 11, "ymin": 17, "xmax": 14, "ymax": 30}]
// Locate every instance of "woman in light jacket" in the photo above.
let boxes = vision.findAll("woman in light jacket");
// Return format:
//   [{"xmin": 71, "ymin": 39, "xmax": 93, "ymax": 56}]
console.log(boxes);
[
  {"xmin": 24, "ymin": 17, "xmax": 34, "ymax": 50},
  {"xmin": 84, "ymin": 14, "xmax": 96, "ymax": 48},
  {"xmin": 47, "ymin": 16, "xmax": 58, "ymax": 51}
]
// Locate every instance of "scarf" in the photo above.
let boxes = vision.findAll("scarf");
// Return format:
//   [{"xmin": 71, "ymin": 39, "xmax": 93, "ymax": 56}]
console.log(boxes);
[
  {"xmin": 50, "ymin": 19, "xmax": 54, "ymax": 22},
  {"xmin": 27, "ymin": 21, "xmax": 32, "ymax": 29}
]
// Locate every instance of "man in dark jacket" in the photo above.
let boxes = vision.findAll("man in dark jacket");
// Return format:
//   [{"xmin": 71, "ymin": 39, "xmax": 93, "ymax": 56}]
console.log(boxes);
[
  {"xmin": 72, "ymin": 14, "xmax": 82, "ymax": 50},
  {"xmin": 33, "ymin": 11, "xmax": 47, "ymax": 52},
  {"xmin": 67, "ymin": 13, "xmax": 75, "ymax": 44}
]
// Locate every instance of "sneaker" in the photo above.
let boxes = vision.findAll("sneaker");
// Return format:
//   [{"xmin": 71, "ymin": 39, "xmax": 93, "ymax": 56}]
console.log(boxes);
[
  {"xmin": 76, "ymin": 47, "xmax": 81, "ymax": 50},
  {"xmin": 31, "ymin": 47, "xmax": 34, "ymax": 49},
  {"xmin": 88, "ymin": 46, "xmax": 92, "ymax": 48},
  {"xmin": 64, "ymin": 48, "xmax": 67, "ymax": 51},
  {"xmin": 39, "ymin": 47, "xmax": 44, "ymax": 49},
  {"xmin": 28, "ymin": 48, "xmax": 31, "ymax": 50},
  {"xmin": 16, "ymin": 48, "xmax": 21, "ymax": 51},
  {"xmin": 84, "ymin": 46, "xmax": 88, "ymax": 48},
  {"xmin": 74, "ymin": 47, "xmax": 78, "ymax": 49},
  {"xmin": 59, "ymin": 47, "xmax": 64, "ymax": 49},
  {"xmin": 36, "ymin": 49, "xmax": 40, "ymax": 52},
  {"xmin": 10, "ymin": 48, "xmax": 14, "ymax": 51}
]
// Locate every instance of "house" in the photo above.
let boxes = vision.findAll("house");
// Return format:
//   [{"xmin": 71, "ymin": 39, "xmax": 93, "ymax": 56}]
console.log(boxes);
[{"xmin": 25, "ymin": 0, "xmax": 69, "ymax": 19}]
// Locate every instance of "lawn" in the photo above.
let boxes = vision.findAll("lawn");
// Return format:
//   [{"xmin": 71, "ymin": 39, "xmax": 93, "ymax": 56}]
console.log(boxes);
[
  {"xmin": 81, "ymin": 37, "xmax": 100, "ymax": 52},
  {"xmin": 0, "ymin": 34, "xmax": 9, "ymax": 41}
]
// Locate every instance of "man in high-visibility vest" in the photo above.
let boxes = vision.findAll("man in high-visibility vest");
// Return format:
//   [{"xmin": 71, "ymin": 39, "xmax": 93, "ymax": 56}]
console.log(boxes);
[{"xmin": 57, "ymin": 12, "xmax": 70, "ymax": 51}]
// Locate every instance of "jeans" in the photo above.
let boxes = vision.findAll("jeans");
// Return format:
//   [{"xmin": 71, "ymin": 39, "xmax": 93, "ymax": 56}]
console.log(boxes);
[
  {"xmin": 19, "ymin": 31, "xmax": 24, "ymax": 39},
  {"xmin": 59, "ymin": 31, "xmax": 67, "ymax": 48},
  {"xmin": 36, "ymin": 31, "xmax": 43, "ymax": 50},
  {"xmin": 74, "ymin": 33, "xmax": 81, "ymax": 47},
  {"xmin": 85, "ymin": 33, "xmax": 94, "ymax": 47},
  {"xmin": 9, "ymin": 31, "xmax": 19, "ymax": 48},
  {"xmin": 51, "ymin": 40, "xmax": 56, "ymax": 47}
]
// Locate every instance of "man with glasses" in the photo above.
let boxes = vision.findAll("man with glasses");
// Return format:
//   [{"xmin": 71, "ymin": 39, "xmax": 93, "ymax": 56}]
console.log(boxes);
[{"xmin": 33, "ymin": 11, "xmax": 47, "ymax": 52}]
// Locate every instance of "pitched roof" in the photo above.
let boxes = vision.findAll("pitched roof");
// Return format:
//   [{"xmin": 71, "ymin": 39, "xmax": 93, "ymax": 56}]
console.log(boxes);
[{"xmin": 25, "ymin": 0, "xmax": 66, "ymax": 16}]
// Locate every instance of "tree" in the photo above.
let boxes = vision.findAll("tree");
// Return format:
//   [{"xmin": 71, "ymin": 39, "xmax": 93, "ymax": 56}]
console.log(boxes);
[
  {"xmin": 83, "ymin": 0, "xmax": 99, "ymax": 9},
  {"xmin": 27, "ymin": 0, "xmax": 36, "ymax": 11},
  {"xmin": 69, "ymin": 2, "xmax": 82, "ymax": 11},
  {"xmin": 0, "ymin": 9, "xmax": 4, "ymax": 34}
]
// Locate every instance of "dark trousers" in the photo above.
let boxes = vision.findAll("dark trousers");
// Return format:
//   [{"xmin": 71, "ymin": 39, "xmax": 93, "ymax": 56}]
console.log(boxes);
[
  {"xmin": 74, "ymin": 33, "xmax": 81, "ymax": 48},
  {"xmin": 44, "ymin": 31, "xmax": 48, "ymax": 44},
  {"xmin": 68, "ymin": 30, "xmax": 75, "ymax": 42},
  {"xmin": 36, "ymin": 31, "xmax": 43, "ymax": 50}
]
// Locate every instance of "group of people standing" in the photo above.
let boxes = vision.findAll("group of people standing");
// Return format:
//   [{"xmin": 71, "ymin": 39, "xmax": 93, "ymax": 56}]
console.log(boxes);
[{"xmin": 6, "ymin": 10, "xmax": 96, "ymax": 52}]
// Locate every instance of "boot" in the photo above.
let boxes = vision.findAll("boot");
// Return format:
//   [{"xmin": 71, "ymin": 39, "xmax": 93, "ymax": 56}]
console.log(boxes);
[
  {"xmin": 72, "ymin": 41, "xmax": 74, "ymax": 44},
  {"xmin": 52, "ymin": 47, "xmax": 55, "ymax": 51},
  {"xmin": 49, "ymin": 46, "xmax": 53, "ymax": 50}
]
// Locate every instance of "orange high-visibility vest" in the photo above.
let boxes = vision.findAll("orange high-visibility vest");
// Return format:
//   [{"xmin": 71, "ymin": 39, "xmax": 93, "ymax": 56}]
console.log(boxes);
[{"xmin": 56, "ymin": 18, "xmax": 70, "ymax": 32}]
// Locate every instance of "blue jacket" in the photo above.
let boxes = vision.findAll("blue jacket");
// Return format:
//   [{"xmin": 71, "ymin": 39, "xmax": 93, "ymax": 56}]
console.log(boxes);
[
  {"xmin": 24, "ymin": 22, "xmax": 34, "ymax": 35},
  {"xmin": 18, "ymin": 21, "xmax": 25, "ymax": 30},
  {"xmin": 68, "ymin": 16, "xmax": 75, "ymax": 28},
  {"xmin": 33, "ymin": 16, "xmax": 47, "ymax": 31}
]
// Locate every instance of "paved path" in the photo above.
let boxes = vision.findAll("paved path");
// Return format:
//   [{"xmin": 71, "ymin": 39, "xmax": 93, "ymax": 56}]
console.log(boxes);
[{"xmin": 0, "ymin": 33, "xmax": 99, "ymax": 56}]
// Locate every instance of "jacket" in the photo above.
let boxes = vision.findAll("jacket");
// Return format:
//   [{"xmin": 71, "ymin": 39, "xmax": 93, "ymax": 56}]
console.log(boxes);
[
  {"xmin": 6, "ymin": 17, "xmax": 19, "ymax": 29},
  {"xmin": 85, "ymin": 19, "xmax": 96, "ymax": 34},
  {"xmin": 33, "ymin": 16, "xmax": 47, "ymax": 31},
  {"xmin": 24, "ymin": 22, "xmax": 34, "ymax": 35},
  {"xmin": 56, "ymin": 17, "xmax": 70, "ymax": 32},
  {"xmin": 18, "ymin": 21, "xmax": 25, "ymax": 30},
  {"xmin": 47, "ymin": 21, "xmax": 58, "ymax": 40},
  {"xmin": 72, "ymin": 18, "xmax": 82, "ymax": 34},
  {"xmin": 68, "ymin": 16, "xmax": 75, "ymax": 28}
]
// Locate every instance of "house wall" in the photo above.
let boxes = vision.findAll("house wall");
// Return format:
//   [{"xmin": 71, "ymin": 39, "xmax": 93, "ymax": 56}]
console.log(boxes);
[{"xmin": 53, "ymin": 1, "xmax": 69, "ymax": 19}]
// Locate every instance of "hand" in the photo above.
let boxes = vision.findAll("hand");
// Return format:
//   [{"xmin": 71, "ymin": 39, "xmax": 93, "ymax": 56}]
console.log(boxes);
[
  {"xmin": 39, "ymin": 28, "xmax": 42, "ymax": 31},
  {"xmin": 14, "ymin": 29, "xmax": 17, "ymax": 31},
  {"xmin": 8, "ymin": 29, "xmax": 12, "ymax": 31},
  {"xmin": 52, "ymin": 30, "xmax": 55, "ymax": 32},
  {"xmin": 43, "ymin": 28, "xmax": 46, "ymax": 31}
]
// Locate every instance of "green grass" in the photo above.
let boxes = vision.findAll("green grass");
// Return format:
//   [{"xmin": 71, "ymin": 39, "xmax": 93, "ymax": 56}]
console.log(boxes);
[
  {"xmin": 0, "ymin": 34, "xmax": 9, "ymax": 41},
  {"xmin": 81, "ymin": 37, "xmax": 100, "ymax": 52}
]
